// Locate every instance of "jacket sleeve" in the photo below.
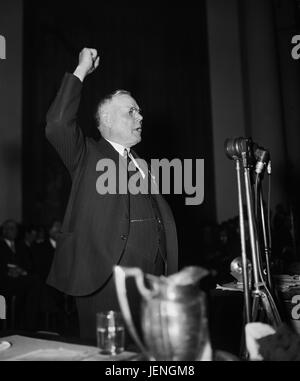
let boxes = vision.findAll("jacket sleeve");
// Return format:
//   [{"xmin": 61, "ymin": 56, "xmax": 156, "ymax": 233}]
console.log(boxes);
[{"xmin": 45, "ymin": 73, "xmax": 86, "ymax": 174}]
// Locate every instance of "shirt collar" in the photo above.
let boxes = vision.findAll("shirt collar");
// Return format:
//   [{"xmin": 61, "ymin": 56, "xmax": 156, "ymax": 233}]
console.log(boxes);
[
  {"xmin": 49, "ymin": 238, "xmax": 56, "ymax": 249},
  {"xmin": 104, "ymin": 138, "xmax": 130, "ymax": 157},
  {"xmin": 4, "ymin": 239, "xmax": 13, "ymax": 248},
  {"xmin": 104, "ymin": 138, "xmax": 146, "ymax": 178}
]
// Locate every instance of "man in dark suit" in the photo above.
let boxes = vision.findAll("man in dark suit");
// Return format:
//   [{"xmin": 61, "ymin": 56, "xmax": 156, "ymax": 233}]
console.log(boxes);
[
  {"xmin": 31, "ymin": 221, "xmax": 66, "ymax": 332},
  {"xmin": 46, "ymin": 47, "xmax": 178, "ymax": 340},
  {"xmin": 18, "ymin": 225, "xmax": 37, "ymax": 275},
  {"xmin": 32, "ymin": 221, "xmax": 60, "ymax": 283}
]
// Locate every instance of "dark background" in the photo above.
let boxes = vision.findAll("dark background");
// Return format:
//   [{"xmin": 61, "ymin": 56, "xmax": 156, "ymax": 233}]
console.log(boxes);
[{"xmin": 22, "ymin": 1, "xmax": 215, "ymax": 268}]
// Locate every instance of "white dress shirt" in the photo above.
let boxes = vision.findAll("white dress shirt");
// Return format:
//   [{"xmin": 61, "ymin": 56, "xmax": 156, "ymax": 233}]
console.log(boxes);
[
  {"xmin": 49, "ymin": 238, "xmax": 57, "ymax": 249},
  {"xmin": 105, "ymin": 138, "xmax": 146, "ymax": 179},
  {"xmin": 4, "ymin": 239, "xmax": 15, "ymax": 253}
]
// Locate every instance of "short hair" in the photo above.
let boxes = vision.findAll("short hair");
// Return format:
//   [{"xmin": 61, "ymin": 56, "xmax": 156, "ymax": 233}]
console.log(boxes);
[
  {"xmin": 95, "ymin": 89, "xmax": 131, "ymax": 134},
  {"xmin": 1, "ymin": 219, "xmax": 18, "ymax": 238},
  {"xmin": 24, "ymin": 224, "xmax": 37, "ymax": 234},
  {"xmin": 2, "ymin": 219, "xmax": 17, "ymax": 229}
]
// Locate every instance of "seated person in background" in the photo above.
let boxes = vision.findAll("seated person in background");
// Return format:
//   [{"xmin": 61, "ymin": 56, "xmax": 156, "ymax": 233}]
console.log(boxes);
[
  {"xmin": 17, "ymin": 224, "xmax": 37, "ymax": 275},
  {"xmin": 32, "ymin": 221, "xmax": 61, "ymax": 282},
  {"xmin": 201, "ymin": 220, "xmax": 243, "ymax": 284},
  {"xmin": 272, "ymin": 204, "xmax": 295, "ymax": 272},
  {"xmin": 35, "ymin": 225, "xmax": 47, "ymax": 245},
  {"xmin": 31, "ymin": 221, "xmax": 66, "ymax": 333},
  {"xmin": 0, "ymin": 219, "xmax": 39, "ymax": 331},
  {"xmin": 0, "ymin": 220, "xmax": 25, "ymax": 277}
]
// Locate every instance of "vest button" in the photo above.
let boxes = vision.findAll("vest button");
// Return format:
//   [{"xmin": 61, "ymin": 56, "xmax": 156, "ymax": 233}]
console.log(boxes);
[{"xmin": 121, "ymin": 234, "xmax": 127, "ymax": 240}]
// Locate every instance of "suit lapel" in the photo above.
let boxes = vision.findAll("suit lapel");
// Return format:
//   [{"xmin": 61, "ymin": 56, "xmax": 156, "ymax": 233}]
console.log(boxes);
[{"xmin": 96, "ymin": 138, "xmax": 122, "ymax": 163}]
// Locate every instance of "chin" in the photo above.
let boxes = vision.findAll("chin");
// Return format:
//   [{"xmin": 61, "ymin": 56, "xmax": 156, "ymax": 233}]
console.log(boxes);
[{"xmin": 131, "ymin": 137, "xmax": 141, "ymax": 147}]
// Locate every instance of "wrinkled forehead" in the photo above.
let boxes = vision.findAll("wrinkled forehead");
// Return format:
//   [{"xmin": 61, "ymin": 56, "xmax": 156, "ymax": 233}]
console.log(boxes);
[{"xmin": 111, "ymin": 93, "xmax": 139, "ymax": 110}]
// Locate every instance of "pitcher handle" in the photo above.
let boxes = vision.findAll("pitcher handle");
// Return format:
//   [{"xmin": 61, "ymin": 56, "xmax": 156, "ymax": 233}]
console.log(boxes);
[{"xmin": 113, "ymin": 265, "xmax": 155, "ymax": 361}]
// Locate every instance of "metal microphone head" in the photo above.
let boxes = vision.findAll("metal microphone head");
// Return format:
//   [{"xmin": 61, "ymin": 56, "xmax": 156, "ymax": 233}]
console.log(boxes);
[
  {"xmin": 230, "ymin": 257, "xmax": 252, "ymax": 284},
  {"xmin": 255, "ymin": 147, "xmax": 270, "ymax": 174},
  {"xmin": 224, "ymin": 137, "xmax": 254, "ymax": 162}
]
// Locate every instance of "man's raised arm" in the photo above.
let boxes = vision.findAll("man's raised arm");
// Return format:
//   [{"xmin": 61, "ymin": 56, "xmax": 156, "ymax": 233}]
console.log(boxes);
[{"xmin": 45, "ymin": 48, "xmax": 100, "ymax": 174}]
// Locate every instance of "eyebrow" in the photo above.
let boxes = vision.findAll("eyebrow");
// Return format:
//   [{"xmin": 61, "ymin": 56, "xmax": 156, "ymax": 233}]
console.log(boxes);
[{"xmin": 129, "ymin": 106, "xmax": 141, "ymax": 113}]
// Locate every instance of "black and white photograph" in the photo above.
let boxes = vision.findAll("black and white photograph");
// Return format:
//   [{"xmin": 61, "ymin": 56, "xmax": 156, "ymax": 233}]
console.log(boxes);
[{"xmin": 1, "ymin": 0, "xmax": 300, "ymax": 364}]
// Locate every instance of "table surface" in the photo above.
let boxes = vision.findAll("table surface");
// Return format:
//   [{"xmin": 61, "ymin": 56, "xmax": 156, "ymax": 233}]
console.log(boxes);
[
  {"xmin": 0, "ymin": 333, "xmax": 141, "ymax": 361},
  {"xmin": 0, "ymin": 333, "xmax": 241, "ymax": 361}
]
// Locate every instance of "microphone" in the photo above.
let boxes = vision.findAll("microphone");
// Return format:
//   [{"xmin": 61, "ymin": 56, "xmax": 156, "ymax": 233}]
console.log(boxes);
[
  {"xmin": 254, "ymin": 146, "xmax": 270, "ymax": 174},
  {"xmin": 224, "ymin": 137, "xmax": 254, "ymax": 161}
]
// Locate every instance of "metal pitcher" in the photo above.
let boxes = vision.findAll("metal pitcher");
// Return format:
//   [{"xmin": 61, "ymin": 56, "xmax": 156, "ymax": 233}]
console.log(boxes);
[{"xmin": 113, "ymin": 265, "xmax": 212, "ymax": 361}]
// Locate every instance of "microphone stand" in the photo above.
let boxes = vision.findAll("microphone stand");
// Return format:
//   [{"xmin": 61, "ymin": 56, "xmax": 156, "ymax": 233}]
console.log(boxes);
[
  {"xmin": 235, "ymin": 159, "xmax": 251, "ymax": 360},
  {"xmin": 241, "ymin": 152, "xmax": 281, "ymax": 327},
  {"xmin": 235, "ymin": 159, "xmax": 251, "ymax": 324},
  {"xmin": 225, "ymin": 138, "xmax": 282, "ymax": 358},
  {"xmin": 258, "ymin": 185, "xmax": 272, "ymax": 290},
  {"xmin": 241, "ymin": 152, "xmax": 261, "ymax": 298}
]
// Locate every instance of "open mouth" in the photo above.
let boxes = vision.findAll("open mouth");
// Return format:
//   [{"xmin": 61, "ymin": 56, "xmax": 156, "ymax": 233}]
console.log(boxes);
[{"xmin": 135, "ymin": 127, "xmax": 142, "ymax": 133}]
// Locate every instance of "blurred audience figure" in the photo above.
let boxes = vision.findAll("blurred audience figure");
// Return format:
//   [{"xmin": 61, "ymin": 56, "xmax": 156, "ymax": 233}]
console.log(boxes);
[
  {"xmin": 0, "ymin": 219, "xmax": 39, "ymax": 331},
  {"xmin": 17, "ymin": 225, "xmax": 37, "ymax": 275},
  {"xmin": 32, "ymin": 223, "xmax": 59, "ymax": 282},
  {"xmin": 32, "ymin": 221, "xmax": 66, "ymax": 333},
  {"xmin": 214, "ymin": 220, "xmax": 241, "ymax": 284},
  {"xmin": 201, "ymin": 217, "xmax": 251, "ymax": 284},
  {"xmin": 24, "ymin": 225, "xmax": 38, "ymax": 247},
  {"xmin": 200, "ymin": 203, "xmax": 297, "ymax": 283},
  {"xmin": 199, "ymin": 225, "xmax": 218, "ymax": 265},
  {"xmin": 272, "ymin": 204, "xmax": 295, "ymax": 270},
  {"xmin": 35, "ymin": 225, "xmax": 46, "ymax": 244}
]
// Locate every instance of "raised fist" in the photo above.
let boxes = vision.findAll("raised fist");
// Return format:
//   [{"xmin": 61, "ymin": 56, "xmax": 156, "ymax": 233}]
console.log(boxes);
[{"xmin": 74, "ymin": 47, "xmax": 100, "ymax": 81}]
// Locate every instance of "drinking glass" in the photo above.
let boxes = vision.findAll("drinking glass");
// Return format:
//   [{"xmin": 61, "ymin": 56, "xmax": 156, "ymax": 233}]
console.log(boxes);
[{"xmin": 96, "ymin": 310, "xmax": 125, "ymax": 355}]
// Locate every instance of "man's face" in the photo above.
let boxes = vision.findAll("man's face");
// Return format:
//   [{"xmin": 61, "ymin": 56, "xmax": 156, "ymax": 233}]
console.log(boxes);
[
  {"xmin": 26, "ymin": 230, "xmax": 37, "ymax": 245},
  {"xmin": 107, "ymin": 94, "xmax": 143, "ymax": 148}
]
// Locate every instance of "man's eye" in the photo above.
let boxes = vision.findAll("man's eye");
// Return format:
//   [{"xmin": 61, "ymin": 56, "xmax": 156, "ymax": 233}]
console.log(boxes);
[{"xmin": 129, "ymin": 107, "xmax": 141, "ymax": 116}]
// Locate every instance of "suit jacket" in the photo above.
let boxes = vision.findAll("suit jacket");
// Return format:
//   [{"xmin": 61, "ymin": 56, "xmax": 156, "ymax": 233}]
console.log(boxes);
[
  {"xmin": 31, "ymin": 240, "xmax": 55, "ymax": 282},
  {"xmin": 0, "ymin": 239, "xmax": 31, "ymax": 291},
  {"xmin": 0, "ymin": 239, "xmax": 17, "ymax": 281},
  {"xmin": 46, "ymin": 73, "xmax": 178, "ymax": 296},
  {"xmin": 17, "ymin": 241, "xmax": 34, "ymax": 273}
]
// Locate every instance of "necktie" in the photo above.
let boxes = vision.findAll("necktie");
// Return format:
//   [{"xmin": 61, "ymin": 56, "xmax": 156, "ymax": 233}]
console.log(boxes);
[
  {"xmin": 124, "ymin": 149, "xmax": 145, "ymax": 178},
  {"xmin": 123, "ymin": 148, "xmax": 132, "ymax": 165}
]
